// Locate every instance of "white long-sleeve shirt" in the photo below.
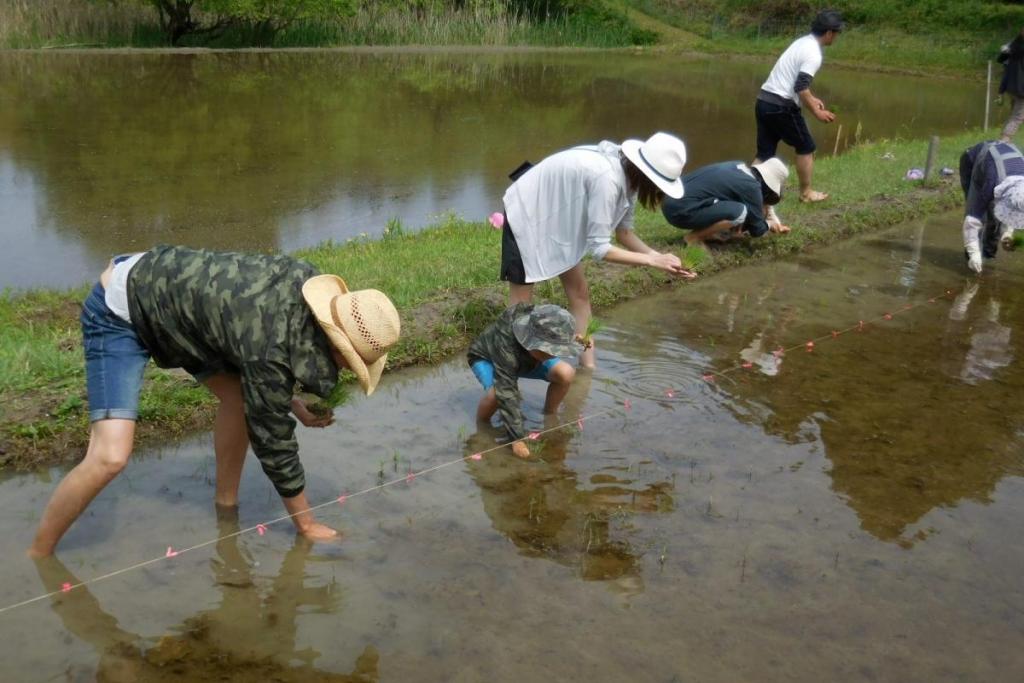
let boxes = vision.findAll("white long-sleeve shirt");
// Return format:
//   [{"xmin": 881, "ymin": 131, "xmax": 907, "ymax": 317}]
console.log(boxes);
[{"xmin": 502, "ymin": 141, "xmax": 635, "ymax": 283}]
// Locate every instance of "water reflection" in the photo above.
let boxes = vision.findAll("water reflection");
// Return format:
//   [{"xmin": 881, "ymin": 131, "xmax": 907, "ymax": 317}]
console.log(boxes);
[
  {"xmin": 0, "ymin": 50, "xmax": 984, "ymax": 288},
  {"xmin": 34, "ymin": 509, "xmax": 377, "ymax": 681},
  {"xmin": 465, "ymin": 371, "xmax": 672, "ymax": 590}
]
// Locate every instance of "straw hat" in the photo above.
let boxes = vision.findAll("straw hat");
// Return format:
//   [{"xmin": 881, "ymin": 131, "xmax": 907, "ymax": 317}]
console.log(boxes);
[
  {"xmin": 621, "ymin": 132, "xmax": 687, "ymax": 199},
  {"xmin": 302, "ymin": 274, "xmax": 400, "ymax": 396},
  {"xmin": 751, "ymin": 158, "xmax": 789, "ymax": 197}
]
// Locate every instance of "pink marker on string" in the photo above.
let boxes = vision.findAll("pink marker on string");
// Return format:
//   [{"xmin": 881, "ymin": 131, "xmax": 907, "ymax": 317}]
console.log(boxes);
[
  {"xmin": 406, "ymin": 472, "xmax": 415, "ymax": 483},
  {"xmin": 337, "ymin": 494, "xmax": 347, "ymax": 505},
  {"xmin": 470, "ymin": 453, "xmax": 482, "ymax": 461},
  {"xmin": 576, "ymin": 417, "xmax": 584, "ymax": 430},
  {"xmin": 741, "ymin": 362, "xmax": 753, "ymax": 369},
  {"xmin": 61, "ymin": 583, "xmax": 72, "ymax": 593},
  {"xmin": 664, "ymin": 389, "xmax": 675, "ymax": 399},
  {"xmin": 256, "ymin": 524, "xmax": 267, "ymax": 536},
  {"xmin": 624, "ymin": 399, "xmax": 632, "ymax": 411},
  {"xmin": 831, "ymin": 330, "xmax": 839, "ymax": 339},
  {"xmin": 702, "ymin": 373, "xmax": 716, "ymax": 383},
  {"xmin": 806, "ymin": 341, "xmax": 815, "ymax": 352},
  {"xmin": 165, "ymin": 547, "xmax": 178, "ymax": 558},
  {"xmin": 883, "ymin": 313, "xmax": 893, "ymax": 320},
  {"xmin": 488, "ymin": 212, "xmax": 504, "ymax": 230},
  {"xmin": 527, "ymin": 431, "xmax": 541, "ymax": 441}
]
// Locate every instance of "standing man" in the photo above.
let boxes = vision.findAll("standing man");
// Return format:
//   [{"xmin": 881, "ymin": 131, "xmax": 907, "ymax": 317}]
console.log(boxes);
[
  {"xmin": 998, "ymin": 26, "xmax": 1024, "ymax": 142},
  {"xmin": 29, "ymin": 245, "xmax": 401, "ymax": 556},
  {"xmin": 753, "ymin": 9, "xmax": 843, "ymax": 204}
]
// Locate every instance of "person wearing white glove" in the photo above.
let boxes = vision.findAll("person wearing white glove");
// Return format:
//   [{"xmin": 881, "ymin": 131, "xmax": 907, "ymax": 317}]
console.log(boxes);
[{"xmin": 958, "ymin": 140, "xmax": 1024, "ymax": 273}]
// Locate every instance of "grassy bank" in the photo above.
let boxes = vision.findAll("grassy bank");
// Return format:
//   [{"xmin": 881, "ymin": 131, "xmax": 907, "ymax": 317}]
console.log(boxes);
[{"xmin": 0, "ymin": 128, "xmax": 986, "ymax": 468}]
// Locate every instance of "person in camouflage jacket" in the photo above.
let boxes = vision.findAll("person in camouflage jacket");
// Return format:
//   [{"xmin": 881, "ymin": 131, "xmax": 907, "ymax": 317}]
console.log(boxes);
[
  {"xmin": 30, "ymin": 245, "xmax": 400, "ymax": 557},
  {"xmin": 468, "ymin": 303, "xmax": 583, "ymax": 458}
]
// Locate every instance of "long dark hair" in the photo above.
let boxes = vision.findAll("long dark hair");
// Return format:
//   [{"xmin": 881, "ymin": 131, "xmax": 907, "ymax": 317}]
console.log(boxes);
[{"xmin": 621, "ymin": 152, "xmax": 665, "ymax": 211}]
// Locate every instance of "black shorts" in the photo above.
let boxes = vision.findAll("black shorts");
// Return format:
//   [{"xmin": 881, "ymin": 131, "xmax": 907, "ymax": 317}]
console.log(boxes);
[
  {"xmin": 499, "ymin": 215, "xmax": 527, "ymax": 285},
  {"xmin": 755, "ymin": 98, "xmax": 816, "ymax": 159}
]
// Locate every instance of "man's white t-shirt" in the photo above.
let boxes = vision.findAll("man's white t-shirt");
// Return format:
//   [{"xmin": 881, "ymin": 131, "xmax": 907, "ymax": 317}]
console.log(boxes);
[
  {"xmin": 502, "ymin": 141, "xmax": 635, "ymax": 283},
  {"xmin": 761, "ymin": 34, "xmax": 823, "ymax": 104}
]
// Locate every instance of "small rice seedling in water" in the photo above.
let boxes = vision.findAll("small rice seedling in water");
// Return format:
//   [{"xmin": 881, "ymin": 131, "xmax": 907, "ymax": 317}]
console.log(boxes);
[
  {"xmin": 582, "ymin": 317, "xmax": 604, "ymax": 346},
  {"xmin": 680, "ymin": 244, "xmax": 709, "ymax": 272}
]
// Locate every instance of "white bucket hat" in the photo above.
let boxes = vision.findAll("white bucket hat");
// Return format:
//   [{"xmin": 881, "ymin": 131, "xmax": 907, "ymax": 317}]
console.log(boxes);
[
  {"xmin": 993, "ymin": 175, "xmax": 1024, "ymax": 231},
  {"xmin": 302, "ymin": 275, "xmax": 401, "ymax": 396},
  {"xmin": 621, "ymin": 132, "xmax": 687, "ymax": 199},
  {"xmin": 751, "ymin": 157, "xmax": 789, "ymax": 197}
]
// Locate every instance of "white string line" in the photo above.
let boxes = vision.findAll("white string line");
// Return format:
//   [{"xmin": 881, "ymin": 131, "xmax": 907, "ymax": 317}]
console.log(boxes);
[{"xmin": 0, "ymin": 285, "xmax": 960, "ymax": 616}]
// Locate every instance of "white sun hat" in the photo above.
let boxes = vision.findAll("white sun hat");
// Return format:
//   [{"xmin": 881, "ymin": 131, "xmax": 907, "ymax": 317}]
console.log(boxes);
[
  {"xmin": 751, "ymin": 157, "xmax": 790, "ymax": 196},
  {"xmin": 621, "ymin": 132, "xmax": 687, "ymax": 199},
  {"xmin": 993, "ymin": 175, "xmax": 1024, "ymax": 231}
]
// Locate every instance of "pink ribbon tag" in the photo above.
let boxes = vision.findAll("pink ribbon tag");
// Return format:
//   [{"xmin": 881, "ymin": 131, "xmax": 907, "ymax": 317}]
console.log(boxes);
[
  {"xmin": 702, "ymin": 373, "xmax": 715, "ymax": 382},
  {"xmin": 256, "ymin": 524, "xmax": 267, "ymax": 536},
  {"xmin": 488, "ymin": 212, "xmax": 504, "ymax": 230},
  {"xmin": 165, "ymin": 547, "xmax": 178, "ymax": 558},
  {"xmin": 576, "ymin": 417, "xmax": 584, "ymax": 430},
  {"xmin": 527, "ymin": 431, "xmax": 541, "ymax": 440},
  {"xmin": 773, "ymin": 347, "xmax": 785, "ymax": 358},
  {"xmin": 61, "ymin": 582, "xmax": 72, "ymax": 593},
  {"xmin": 470, "ymin": 453, "xmax": 482, "ymax": 461},
  {"xmin": 741, "ymin": 362, "xmax": 753, "ymax": 369},
  {"xmin": 406, "ymin": 472, "xmax": 415, "ymax": 483},
  {"xmin": 831, "ymin": 330, "xmax": 839, "ymax": 338},
  {"xmin": 624, "ymin": 399, "xmax": 632, "ymax": 411},
  {"xmin": 806, "ymin": 341, "xmax": 814, "ymax": 352},
  {"xmin": 883, "ymin": 313, "xmax": 893, "ymax": 320},
  {"xmin": 337, "ymin": 494, "xmax": 347, "ymax": 505},
  {"xmin": 664, "ymin": 389, "xmax": 675, "ymax": 398}
]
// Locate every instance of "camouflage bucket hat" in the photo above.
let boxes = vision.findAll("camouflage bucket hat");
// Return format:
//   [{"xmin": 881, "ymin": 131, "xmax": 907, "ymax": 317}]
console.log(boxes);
[
  {"xmin": 512, "ymin": 304, "xmax": 583, "ymax": 358},
  {"xmin": 302, "ymin": 275, "xmax": 401, "ymax": 396}
]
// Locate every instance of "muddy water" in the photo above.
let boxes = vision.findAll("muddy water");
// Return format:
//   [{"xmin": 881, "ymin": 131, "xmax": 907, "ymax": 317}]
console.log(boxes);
[
  {"xmin": 1, "ymin": 210, "xmax": 1022, "ymax": 682},
  {"xmin": 0, "ymin": 49, "xmax": 986, "ymax": 289}
]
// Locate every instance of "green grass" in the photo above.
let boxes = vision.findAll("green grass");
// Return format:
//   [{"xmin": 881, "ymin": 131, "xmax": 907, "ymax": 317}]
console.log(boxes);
[{"xmin": 0, "ymin": 128, "xmax": 988, "ymax": 466}]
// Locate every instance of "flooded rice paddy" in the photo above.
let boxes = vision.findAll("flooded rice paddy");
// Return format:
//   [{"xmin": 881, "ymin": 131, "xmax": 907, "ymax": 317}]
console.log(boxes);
[
  {"xmin": 0, "ymin": 49, "xmax": 987, "ymax": 289},
  {"xmin": 0, "ymin": 210, "xmax": 1021, "ymax": 681}
]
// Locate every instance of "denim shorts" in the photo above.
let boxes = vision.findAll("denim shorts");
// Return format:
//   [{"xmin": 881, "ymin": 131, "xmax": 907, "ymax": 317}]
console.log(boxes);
[
  {"xmin": 471, "ymin": 357, "xmax": 561, "ymax": 390},
  {"xmin": 81, "ymin": 281, "xmax": 150, "ymax": 422}
]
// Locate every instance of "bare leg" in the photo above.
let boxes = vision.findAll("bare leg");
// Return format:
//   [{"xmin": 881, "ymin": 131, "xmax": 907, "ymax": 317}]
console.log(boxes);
[
  {"xmin": 796, "ymin": 153, "xmax": 827, "ymax": 201},
  {"xmin": 508, "ymin": 282, "xmax": 534, "ymax": 305},
  {"xmin": 29, "ymin": 419, "xmax": 136, "ymax": 557},
  {"xmin": 476, "ymin": 387, "xmax": 498, "ymax": 422},
  {"xmin": 684, "ymin": 219, "xmax": 735, "ymax": 246},
  {"xmin": 542, "ymin": 361, "xmax": 575, "ymax": 414},
  {"xmin": 1001, "ymin": 95, "xmax": 1024, "ymax": 142},
  {"xmin": 558, "ymin": 264, "xmax": 595, "ymax": 368},
  {"xmin": 203, "ymin": 373, "xmax": 249, "ymax": 507}
]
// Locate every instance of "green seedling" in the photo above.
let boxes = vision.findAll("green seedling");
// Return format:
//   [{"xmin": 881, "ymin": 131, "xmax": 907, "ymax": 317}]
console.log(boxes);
[
  {"xmin": 582, "ymin": 317, "xmax": 604, "ymax": 346},
  {"xmin": 1012, "ymin": 232, "xmax": 1024, "ymax": 250},
  {"xmin": 307, "ymin": 381, "xmax": 350, "ymax": 417},
  {"xmin": 680, "ymin": 244, "xmax": 709, "ymax": 272}
]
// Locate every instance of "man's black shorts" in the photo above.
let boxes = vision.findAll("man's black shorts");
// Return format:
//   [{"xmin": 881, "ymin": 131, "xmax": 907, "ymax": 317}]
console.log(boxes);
[
  {"xmin": 499, "ymin": 215, "xmax": 527, "ymax": 285},
  {"xmin": 755, "ymin": 98, "xmax": 816, "ymax": 159}
]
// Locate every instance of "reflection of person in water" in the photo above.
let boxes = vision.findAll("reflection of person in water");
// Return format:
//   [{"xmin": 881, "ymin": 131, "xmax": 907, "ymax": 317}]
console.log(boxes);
[
  {"xmin": 34, "ymin": 508, "xmax": 379, "ymax": 682},
  {"xmin": 946, "ymin": 282, "xmax": 1015, "ymax": 386},
  {"xmin": 738, "ymin": 298, "xmax": 797, "ymax": 377},
  {"xmin": 463, "ymin": 372, "xmax": 673, "ymax": 588}
]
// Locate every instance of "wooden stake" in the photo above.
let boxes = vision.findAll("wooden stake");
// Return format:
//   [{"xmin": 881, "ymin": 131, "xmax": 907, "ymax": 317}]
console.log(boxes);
[
  {"xmin": 924, "ymin": 136, "xmax": 940, "ymax": 181},
  {"xmin": 985, "ymin": 60, "xmax": 993, "ymax": 131},
  {"xmin": 833, "ymin": 123, "xmax": 843, "ymax": 156}
]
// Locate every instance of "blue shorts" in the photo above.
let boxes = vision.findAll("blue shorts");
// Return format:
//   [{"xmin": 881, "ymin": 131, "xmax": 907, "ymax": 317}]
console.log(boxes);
[
  {"xmin": 81, "ymin": 281, "xmax": 150, "ymax": 422},
  {"xmin": 471, "ymin": 357, "xmax": 561, "ymax": 390}
]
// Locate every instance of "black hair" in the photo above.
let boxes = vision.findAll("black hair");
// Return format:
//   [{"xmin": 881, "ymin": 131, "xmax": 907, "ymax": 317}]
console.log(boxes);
[
  {"xmin": 620, "ymin": 152, "xmax": 665, "ymax": 211},
  {"xmin": 811, "ymin": 9, "xmax": 844, "ymax": 37}
]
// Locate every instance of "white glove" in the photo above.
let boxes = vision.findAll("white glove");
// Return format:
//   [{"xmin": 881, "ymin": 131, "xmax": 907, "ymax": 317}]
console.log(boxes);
[{"xmin": 963, "ymin": 216, "xmax": 983, "ymax": 273}]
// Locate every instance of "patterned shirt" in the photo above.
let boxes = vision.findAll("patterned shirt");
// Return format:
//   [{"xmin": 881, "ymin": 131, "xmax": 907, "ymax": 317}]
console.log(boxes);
[
  {"xmin": 467, "ymin": 303, "xmax": 539, "ymax": 440},
  {"xmin": 126, "ymin": 245, "xmax": 339, "ymax": 497}
]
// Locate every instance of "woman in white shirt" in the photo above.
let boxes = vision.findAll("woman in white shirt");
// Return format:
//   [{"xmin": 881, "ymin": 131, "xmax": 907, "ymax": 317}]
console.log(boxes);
[{"xmin": 501, "ymin": 132, "xmax": 694, "ymax": 367}]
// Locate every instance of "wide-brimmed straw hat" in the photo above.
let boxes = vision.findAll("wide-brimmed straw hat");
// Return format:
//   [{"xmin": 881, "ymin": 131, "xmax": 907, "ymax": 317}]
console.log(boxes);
[
  {"xmin": 621, "ymin": 132, "xmax": 687, "ymax": 199},
  {"xmin": 302, "ymin": 274, "xmax": 400, "ymax": 396},
  {"xmin": 994, "ymin": 176, "xmax": 1024, "ymax": 231},
  {"xmin": 512, "ymin": 304, "xmax": 583, "ymax": 359},
  {"xmin": 751, "ymin": 158, "xmax": 789, "ymax": 197}
]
